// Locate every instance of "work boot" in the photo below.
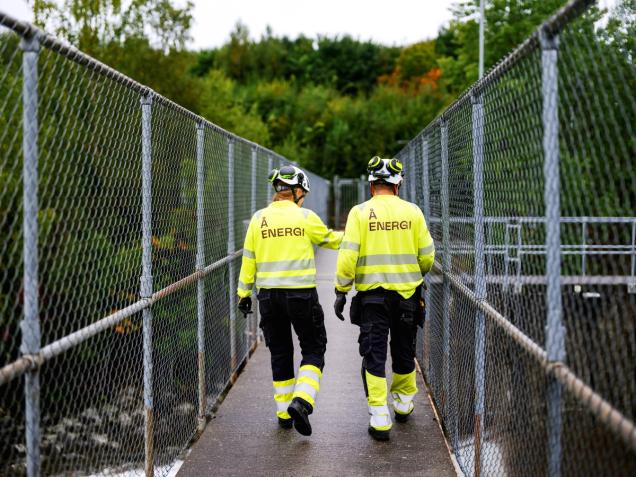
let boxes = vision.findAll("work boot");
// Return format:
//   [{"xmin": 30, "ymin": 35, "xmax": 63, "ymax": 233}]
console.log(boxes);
[
  {"xmin": 278, "ymin": 417, "xmax": 293, "ymax": 429},
  {"xmin": 368, "ymin": 426, "xmax": 390, "ymax": 441},
  {"xmin": 394, "ymin": 410, "xmax": 412, "ymax": 423},
  {"xmin": 287, "ymin": 397, "xmax": 312, "ymax": 436}
]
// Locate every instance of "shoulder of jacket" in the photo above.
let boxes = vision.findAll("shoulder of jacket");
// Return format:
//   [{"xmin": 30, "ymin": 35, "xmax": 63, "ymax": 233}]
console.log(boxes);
[
  {"xmin": 355, "ymin": 200, "xmax": 370, "ymax": 213},
  {"xmin": 253, "ymin": 207, "xmax": 268, "ymax": 220},
  {"xmin": 402, "ymin": 199, "xmax": 423, "ymax": 213}
]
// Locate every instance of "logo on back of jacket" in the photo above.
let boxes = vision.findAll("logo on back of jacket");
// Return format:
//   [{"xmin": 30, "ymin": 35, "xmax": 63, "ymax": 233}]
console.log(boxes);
[
  {"xmin": 260, "ymin": 216, "xmax": 305, "ymax": 238},
  {"xmin": 367, "ymin": 208, "xmax": 412, "ymax": 231}
]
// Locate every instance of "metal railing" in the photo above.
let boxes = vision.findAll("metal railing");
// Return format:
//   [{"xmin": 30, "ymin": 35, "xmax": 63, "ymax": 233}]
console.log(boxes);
[
  {"xmin": 395, "ymin": 0, "xmax": 636, "ymax": 475},
  {"xmin": 0, "ymin": 12, "xmax": 329, "ymax": 477}
]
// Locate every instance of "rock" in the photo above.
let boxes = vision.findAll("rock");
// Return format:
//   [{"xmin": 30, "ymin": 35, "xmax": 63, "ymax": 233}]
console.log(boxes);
[
  {"xmin": 177, "ymin": 402, "xmax": 195, "ymax": 416},
  {"xmin": 62, "ymin": 431, "xmax": 79, "ymax": 446},
  {"xmin": 81, "ymin": 407, "xmax": 103, "ymax": 426},
  {"xmin": 91, "ymin": 433, "xmax": 110, "ymax": 446},
  {"xmin": 118, "ymin": 411, "xmax": 133, "ymax": 427},
  {"xmin": 60, "ymin": 417, "xmax": 83, "ymax": 432}
]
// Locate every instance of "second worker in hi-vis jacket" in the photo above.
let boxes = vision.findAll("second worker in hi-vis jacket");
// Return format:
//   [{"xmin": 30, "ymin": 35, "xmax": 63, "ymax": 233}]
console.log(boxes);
[
  {"xmin": 237, "ymin": 165, "xmax": 343, "ymax": 436},
  {"xmin": 334, "ymin": 156, "xmax": 435, "ymax": 441}
]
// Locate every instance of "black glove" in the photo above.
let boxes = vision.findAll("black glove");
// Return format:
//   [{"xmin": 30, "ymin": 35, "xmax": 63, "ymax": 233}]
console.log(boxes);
[
  {"xmin": 334, "ymin": 290, "xmax": 346, "ymax": 321},
  {"xmin": 238, "ymin": 296, "xmax": 252, "ymax": 318}
]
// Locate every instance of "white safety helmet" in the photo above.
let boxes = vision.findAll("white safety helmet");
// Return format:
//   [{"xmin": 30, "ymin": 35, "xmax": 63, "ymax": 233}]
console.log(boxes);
[
  {"xmin": 367, "ymin": 156, "xmax": 404, "ymax": 185},
  {"xmin": 268, "ymin": 165, "xmax": 311, "ymax": 193}
]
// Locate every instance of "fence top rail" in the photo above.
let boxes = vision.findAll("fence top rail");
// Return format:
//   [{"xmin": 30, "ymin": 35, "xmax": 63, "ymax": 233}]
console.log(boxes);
[
  {"xmin": 0, "ymin": 10, "xmax": 320, "ymax": 175},
  {"xmin": 400, "ymin": 0, "xmax": 595, "ymax": 151},
  {"xmin": 427, "ymin": 216, "xmax": 636, "ymax": 224}
]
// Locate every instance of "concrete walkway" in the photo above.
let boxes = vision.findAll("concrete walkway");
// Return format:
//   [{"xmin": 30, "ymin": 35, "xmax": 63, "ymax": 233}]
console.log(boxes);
[{"xmin": 178, "ymin": 249, "xmax": 455, "ymax": 477}]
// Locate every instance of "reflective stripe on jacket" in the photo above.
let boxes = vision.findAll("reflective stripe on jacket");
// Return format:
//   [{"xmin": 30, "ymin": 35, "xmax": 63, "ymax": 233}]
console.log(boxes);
[
  {"xmin": 335, "ymin": 194, "xmax": 435, "ymax": 299},
  {"xmin": 238, "ymin": 200, "xmax": 343, "ymax": 298}
]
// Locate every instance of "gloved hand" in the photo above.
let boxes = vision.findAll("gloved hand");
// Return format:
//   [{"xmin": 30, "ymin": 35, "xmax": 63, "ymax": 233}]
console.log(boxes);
[
  {"xmin": 334, "ymin": 290, "xmax": 346, "ymax": 321},
  {"xmin": 238, "ymin": 296, "xmax": 252, "ymax": 318}
]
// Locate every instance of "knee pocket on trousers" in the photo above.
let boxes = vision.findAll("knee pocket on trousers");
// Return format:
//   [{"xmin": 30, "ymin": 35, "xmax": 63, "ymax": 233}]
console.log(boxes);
[
  {"xmin": 358, "ymin": 323, "xmax": 373, "ymax": 357},
  {"xmin": 258, "ymin": 296, "xmax": 273, "ymax": 347},
  {"xmin": 312, "ymin": 303, "xmax": 327, "ymax": 350}
]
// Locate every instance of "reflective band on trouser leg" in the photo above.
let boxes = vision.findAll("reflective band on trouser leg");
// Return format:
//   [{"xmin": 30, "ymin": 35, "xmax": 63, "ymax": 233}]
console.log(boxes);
[
  {"xmin": 273, "ymin": 378, "xmax": 295, "ymax": 419},
  {"xmin": 292, "ymin": 365, "xmax": 322, "ymax": 407},
  {"xmin": 365, "ymin": 370, "xmax": 392, "ymax": 430},
  {"xmin": 390, "ymin": 370, "xmax": 417, "ymax": 415},
  {"xmin": 369, "ymin": 404, "xmax": 392, "ymax": 431}
]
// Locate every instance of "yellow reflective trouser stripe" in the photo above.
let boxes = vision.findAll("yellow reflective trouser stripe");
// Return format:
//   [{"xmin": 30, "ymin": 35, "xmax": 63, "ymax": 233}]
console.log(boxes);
[
  {"xmin": 391, "ymin": 370, "xmax": 417, "ymax": 415},
  {"xmin": 366, "ymin": 370, "xmax": 392, "ymax": 430},
  {"xmin": 293, "ymin": 365, "xmax": 321, "ymax": 407},
  {"xmin": 256, "ymin": 258, "xmax": 316, "ymax": 273},
  {"xmin": 256, "ymin": 274, "xmax": 315, "ymax": 288},
  {"xmin": 273, "ymin": 378, "xmax": 295, "ymax": 419},
  {"xmin": 340, "ymin": 241, "xmax": 360, "ymax": 251},
  {"xmin": 418, "ymin": 245, "xmax": 435, "ymax": 256},
  {"xmin": 365, "ymin": 371, "xmax": 387, "ymax": 407},
  {"xmin": 390, "ymin": 370, "xmax": 417, "ymax": 395},
  {"xmin": 355, "ymin": 271, "xmax": 422, "ymax": 284},
  {"xmin": 356, "ymin": 254, "xmax": 418, "ymax": 267}
]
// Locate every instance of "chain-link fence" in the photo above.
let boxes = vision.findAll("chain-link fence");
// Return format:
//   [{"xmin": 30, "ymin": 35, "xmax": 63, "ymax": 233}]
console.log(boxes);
[
  {"xmin": 0, "ymin": 12, "xmax": 329, "ymax": 477},
  {"xmin": 333, "ymin": 175, "xmax": 369, "ymax": 229},
  {"xmin": 396, "ymin": 0, "xmax": 636, "ymax": 475}
]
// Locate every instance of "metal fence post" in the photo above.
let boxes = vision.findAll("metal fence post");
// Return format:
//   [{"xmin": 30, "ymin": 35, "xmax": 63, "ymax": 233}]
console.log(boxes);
[
  {"xmin": 409, "ymin": 143, "xmax": 416, "ymax": 202},
  {"xmin": 420, "ymin": 134, "xmax": 433, "ymax": 377},
  {"xmin": 472, "ymin": 93, "xmax": 487, "ymax": 477},
  {"xmin": 20, "ymin": 32, "xmax": 40, "ymax": 477},
  {"xmin": 195, "ymin": 122, "xmax": 206, "ymax": 432},
  {"xmin": 267, "ymin": 155, "xmax": 274, "ymax": 211},
  {"xmin": 228, "ymin": 138, "xmax": 237, "ymax": 374},
  {"xmin": 421, "ymin": 136, "xmax": 430, "ymax": 220},
  {"xmin": 440, "ymin": 119, "xmax": 452, "ymax": 433},
  {"xmin": 541, "ymin": 28, "xmax": 565, "ymax": 477},
  {"xmin": 250, "ymin": 146, "xmax": 258, "ymax": 349},
  {"xmin": 358, "ymin": 175, "xmax": 366, "ymax": 204},
  {"xmin": 140, "ymin": 92, "xmax": 154, "ymax": 477},
  {"xmin": 334, "ymin": 175, "xmax": 340, "ymax": 229}
]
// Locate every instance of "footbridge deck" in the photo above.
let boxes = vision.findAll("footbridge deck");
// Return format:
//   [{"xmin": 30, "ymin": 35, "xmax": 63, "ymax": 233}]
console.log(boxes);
[{"xmin": 178, "ymin": 249, "xmax": 456, "ymax": 476}]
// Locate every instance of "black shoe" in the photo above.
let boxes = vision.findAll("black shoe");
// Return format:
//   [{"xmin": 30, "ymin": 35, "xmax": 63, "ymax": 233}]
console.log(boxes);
[
  {"xmin": 368, "ymin": 426, "xmax": 390, "ymax": 441},
  {"xmin": 278, "ymin": 417, "xmax": 293, "ymax": 429},
  {"xmin": 287, "ymin": 398, "xmax": 312, "ymax": 436},
  {"xmin": 395, "ymin": 411, "xmax": 412, "ymax": 423}
]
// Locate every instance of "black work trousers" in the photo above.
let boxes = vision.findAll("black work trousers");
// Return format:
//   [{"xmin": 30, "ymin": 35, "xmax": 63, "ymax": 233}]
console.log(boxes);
[
  {"xmin": 357, "ymin": 288, "xmax": 419, "ymax": 378},
  {"xmin": 257, "ymin": 288, "xmax": 327, "ymax": 382}
]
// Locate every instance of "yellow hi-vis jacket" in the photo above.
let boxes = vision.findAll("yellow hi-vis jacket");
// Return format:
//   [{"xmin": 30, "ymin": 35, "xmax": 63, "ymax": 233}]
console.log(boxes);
[
  {"xmin": 237, "ymin": 200, "xmax": 343, "ymax": 298},
  {"xmin": 335, "ymin": 195, "xmax": 435, "ymax": 299}
]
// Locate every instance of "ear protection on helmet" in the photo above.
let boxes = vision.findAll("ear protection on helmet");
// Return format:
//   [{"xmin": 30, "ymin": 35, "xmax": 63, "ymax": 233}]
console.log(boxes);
[
  {"xmin": 367, "ymin": 156, "xmax": 383, "ymax": 173},
  {"xmin": 268, "ymin": 169, "xmax": 279, "ymax": 183},
  {"xmin": 388, "ymin": 158, "xmax": 403, "ymax": 174}
]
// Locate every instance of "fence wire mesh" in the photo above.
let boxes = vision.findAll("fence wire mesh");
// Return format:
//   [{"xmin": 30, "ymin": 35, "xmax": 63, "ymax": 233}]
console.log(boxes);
[
  {"xmin": 395, "ymin": 1, "xmax": 636, "ymax": 476},
  {"xmin": 0, "ymin": 13, "xmax": 329, "ymax": 477}
]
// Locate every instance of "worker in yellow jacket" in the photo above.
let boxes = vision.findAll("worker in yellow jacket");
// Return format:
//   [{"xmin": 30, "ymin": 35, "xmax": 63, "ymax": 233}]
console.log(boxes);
[
  {"xmin": 334, "ymin": 156, "xmax": 435, "ymax": 441},
  {"xmin": 237, "ymin": 165, "xmax": 343, "ymax": 436}
]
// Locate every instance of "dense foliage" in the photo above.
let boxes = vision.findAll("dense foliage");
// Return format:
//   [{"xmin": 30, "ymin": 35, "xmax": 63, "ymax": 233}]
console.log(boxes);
[{"xmin": 29, "ymin": 0, "xmax": 578, "ymax": 177}]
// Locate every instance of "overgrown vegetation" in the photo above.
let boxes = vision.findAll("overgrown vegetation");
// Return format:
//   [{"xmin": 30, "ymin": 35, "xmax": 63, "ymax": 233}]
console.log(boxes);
[{"xmin": 29, "ymin": 0, "xmax": 581, "ymax": 177}]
